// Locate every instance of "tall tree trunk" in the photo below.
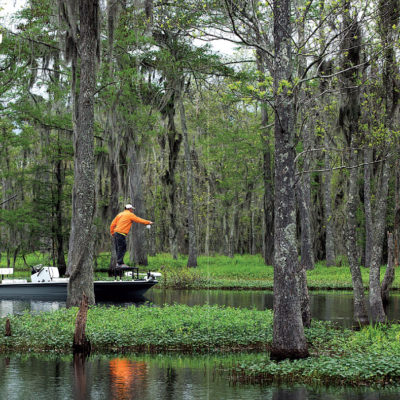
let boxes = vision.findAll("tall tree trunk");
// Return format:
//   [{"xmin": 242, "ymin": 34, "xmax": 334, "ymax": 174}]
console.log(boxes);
[
  {"xmin": 363, "ymin": 148, "xmax": 373, "ymax": 268},
  {"xmin": 160, "ymin": 92, "xmax": 182, "ymax": 260},
  {"xmin": 369, "ymin": 0, "xmax": 400, "ymax": 324},
  {"xmin": 382, "ymin": 231, "xmax": 395, "ymax": 305},
  {"xmin": 394, "ymin": 162, "xmax": 400, "ymax": 267},
  {"xmin": 270, "ymin": 0, "xmax": 308, "ymax": 361},
  {"xmin": 128, "ymin": 143, "xmax": 148, "ymax": 266},
  {"xmin": 204, "ymin": 179, "xmax": 211, "ymax": 256},
  {"xmin": 55, "ymin": 153, "xmax": 67, "ymax": 275},
  {"xmin": 178, "ymin": 90, "xmax": 198, "ymax": 267},
  {"xmin": 66, "ymin": 0, "xmax": 99, "ymax": 307},
  {"xmin": 109, "ymin": 158, "xmax": 119, "ymax": 270},
  {"xmin": 324, "ymin": 133, "xmax": 335, "ymax": 267},
  {"xmin": 106, "ymin": 0, "xmax": 121, "ymax": 271},
  {"xmin": 228, "ymin": 205, "xmax": 238, "ymax": 258},
  {"xmin": 256, "ymin": 50, "xmax": 274, "ymax": 266},
  {"xmin": 369, "ymin": 160, "xmax": 390, "ymax": 323},
  {"xmin": 346, "ymin": 148, "xmax": 369, "ymax": 326},
  {"xmin": 297, "ymin": 166, "xmax": 314, "ymax": 270},
  {"xmin": 340, "ymin": 2, "xmax": 368, "ymax": 326}
]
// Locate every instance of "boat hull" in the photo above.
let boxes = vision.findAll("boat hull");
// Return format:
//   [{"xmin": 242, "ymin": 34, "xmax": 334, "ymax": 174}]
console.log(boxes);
[{"xmin": 0, "ymin": 280, "xmax": 157, "ymax": 302}]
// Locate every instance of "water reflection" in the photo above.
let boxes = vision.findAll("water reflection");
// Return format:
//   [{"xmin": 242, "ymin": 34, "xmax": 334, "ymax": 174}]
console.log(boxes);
[
  {"xmin": 109, "ymin": 358, "xmax": 148, "ymax": 399},
  {"xmin": 1, "ymin": 290, "xmax": 400, "ymax": 327},
  {"xmin": 1, "ymin": 354, "xmax": 400, "ymax": 400}
]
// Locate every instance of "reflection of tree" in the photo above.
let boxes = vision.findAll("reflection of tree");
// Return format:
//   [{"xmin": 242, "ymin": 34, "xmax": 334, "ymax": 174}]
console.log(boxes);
[
  {"xmin": 272, "ymin": 387, "xmax": 308, "ymax": 400},
  {"xmin": 165, "ymin": 366, "xmax": 177, "ymax": 400},
  {"xmin": 73, "ymin": 353, "xmax": 88, "ymax": 400},
  {"xmin": 109, "ymin": 358, "xmax": 148, "ymax": 400}
]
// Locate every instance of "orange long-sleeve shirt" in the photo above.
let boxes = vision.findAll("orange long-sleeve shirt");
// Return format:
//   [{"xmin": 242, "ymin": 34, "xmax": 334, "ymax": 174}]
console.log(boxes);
[{"xmin": 110, "ymin": 210, "xmax": 151, "ymax": 235}]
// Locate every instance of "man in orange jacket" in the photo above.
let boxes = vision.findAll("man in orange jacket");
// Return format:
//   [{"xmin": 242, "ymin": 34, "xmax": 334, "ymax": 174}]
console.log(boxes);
[{"xmin": 110, "ymin": 204, "xmax": 153, "ymax": 267}]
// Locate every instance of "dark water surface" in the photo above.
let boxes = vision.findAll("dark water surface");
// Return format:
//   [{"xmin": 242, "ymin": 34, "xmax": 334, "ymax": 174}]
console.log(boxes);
[
  {"xmin": 1, "ymin": 354, "xmax": 400, "ymax": 400},
  {"xmin": 2, "ymin": 289, "xmax": 400, "ymax": 327}
]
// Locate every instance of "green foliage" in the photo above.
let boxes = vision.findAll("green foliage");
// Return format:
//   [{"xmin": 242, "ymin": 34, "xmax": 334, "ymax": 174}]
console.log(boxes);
[{"xmin": 234, "ymin": 322, "xmax": 400, "ymax": 386}]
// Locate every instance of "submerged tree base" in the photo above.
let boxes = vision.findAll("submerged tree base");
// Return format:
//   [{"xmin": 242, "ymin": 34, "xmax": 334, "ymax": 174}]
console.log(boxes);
[{"xmin": 269, "ymin": 347, "xmax": 309, "ymax": 361}]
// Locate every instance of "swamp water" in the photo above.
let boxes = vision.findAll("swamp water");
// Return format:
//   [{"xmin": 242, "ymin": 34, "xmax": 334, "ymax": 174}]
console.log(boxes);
[
  {"xmin": 1, "ymin": 290, "xmax": 400, "ymax": 399},
  {"xmin": 1, "ymin": 354, "xmax": 400, "ymax": 400},
  {"xmin": 2, "ymin": 289, "xmax": 400, "ymax": 327}
]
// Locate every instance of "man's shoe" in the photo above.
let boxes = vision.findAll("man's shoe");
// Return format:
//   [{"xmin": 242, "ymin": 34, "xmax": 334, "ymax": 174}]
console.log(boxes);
[{"xmin": 116, "ymin": 263, "xmax": 129, "ymax": 269}]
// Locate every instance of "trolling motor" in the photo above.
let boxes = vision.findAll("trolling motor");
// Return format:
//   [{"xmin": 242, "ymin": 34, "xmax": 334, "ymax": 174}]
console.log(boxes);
[{"xmin": 146, "ymin": 271, "xmax": 162, "ymax": 281}]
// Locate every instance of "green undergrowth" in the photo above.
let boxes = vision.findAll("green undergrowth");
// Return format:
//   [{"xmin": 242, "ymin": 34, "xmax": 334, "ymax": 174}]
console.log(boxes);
[
  {"xmin": 0, "ymin": 304, "xmax": 273, "ymax": 353},
  {"xmin": 147, "ymin": 254, "xmax": 400, "ymax": 291},
  {"xmin": 2, "ymin": 305, "xmax": 400, "ymax": 386},
  {"xmin": 233, "ymin": 323, "xmax": 400, "ymax": 387}
]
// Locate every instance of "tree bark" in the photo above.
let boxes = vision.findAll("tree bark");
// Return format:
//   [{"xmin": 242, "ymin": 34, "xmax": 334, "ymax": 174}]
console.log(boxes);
[
  {"xmin": 178, "ymin": 93, "xmax": 198, "ymax": 267},
  {"xmin": 363, "ymin": 148, "xmax": 373, "ymax": 268},
  {"xmin": 369, "ymin": 0, "xmax": 400, "ymax": 324},
  {"xmin": 54, "ymin": 149, "xmax": 67, "ymax": 276},
  {"xmin": 72, "ymin": 294, "xmax": 91, "ymax": 354},
  {"xmin": 160, "ymin": 91, "xmax": 182, "ymax": 260},
  {"xmin": 346, "ymin": 148, "xmax": 369, "ymax": 326},
  {"xmin": 256, "ymin": 50, "xmax": 274, "ymax": 266},
  {"xmin": 128, "ymin": 143, "xmax": 148, "ymax": 266},
  {"xmin": 270, "ymin": 0, "xmax": 308, "ymax": 361},
  {"xmin": 382, "ymin": 232, "xmax": 395, "ymax": 305},
  {"xmin": 66, "ymin": 0, "xmax": 99, "ymax": 307},
  {"xmin": 369, "ymin": 160, "xmax": 390, "ymax": 324},
  {"xmin": 297, "ymin": 171, "xmax": 315, "ymax": 271},
  {"xmin": 324, "ymin": 134, "xmax": 335, "ymax": 267},
  {"xmin": 340, "ymin": 2, "xmax": 368, "ymax": 327}
]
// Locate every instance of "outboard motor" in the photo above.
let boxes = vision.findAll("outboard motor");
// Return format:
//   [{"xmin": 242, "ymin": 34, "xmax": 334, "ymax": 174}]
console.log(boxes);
[{"xmin": 31, "ymin": 266, "xmax": 60, "ymax": 283}]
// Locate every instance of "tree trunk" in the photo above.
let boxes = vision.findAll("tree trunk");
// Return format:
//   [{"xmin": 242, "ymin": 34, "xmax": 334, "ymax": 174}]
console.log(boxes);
[
  {"xmin": 363, "ymin": 148, "xmax": 373, "ymax": 268},
  {"xmin": 109, "ymin": 159, "xmax": 119, "ymax": 270},
  {"xmin": 66, "ymin": 0, "xmax": 99, "ymax": 307},
  {"xmin": 205, "ymin": 179, "xmax": 211, "ymax": 256},
  {"xmin": 106, "ymin": 0, "xmax": 121, "ymax": 271},
  {"xmin": 298, "ymin": 267, "xmax": 311, "ymax": 328},
  {"xmin": 128, "ymin": 143, "xmax": 148, "ymax": 266},
  {"xmin": 382, "ymin": 231, "xmax": 395, "ymax": 305},
  {"xmin": 369, "ymin": 160, "xmax": 390, "ymax": 324},
  {"xmin": 270, "ymin": 0, "xmax": 308, "ymax": 361},
  {"xmin": 160, "ymin": 91, "xmax": 182, "ymax": 260},
  {"xmin": 324, "ymin": 134, "xmax": 335, "ymax": 267},
  {"xmin": 394, "ymin": 162, "xmax": 400, "ymax": 267},
  {"xmin": 72, "ymin": 294, "xmax": 91, "ymax": 354},
  {"xmin": 55, "ymin": 153, "xmax": 67, "ymax": 276},
  {"xmin": 256, "ymin": 50, "xmax": 274, "ymax": 266},
  {"xmin": 346, "ymin": 148, "xmax": 369, "ymax": 326},
  {"xmin": 178, "ymin": 92, "xmax": 198, "ymax": 267},
  {"xmin": 297, "ymin": 172, "xmax": 315, "ymax": 271},
  {"xmin": 369, "ymin": 0, "xmax": 400, "ymax": 323},
  {"xmin": 340, "ymin": 3, "xmax": 368, "ymax": 326}
]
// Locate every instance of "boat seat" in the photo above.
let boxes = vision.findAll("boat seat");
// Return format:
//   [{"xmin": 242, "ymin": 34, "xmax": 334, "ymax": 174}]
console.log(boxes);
[
  {"xmin": 0, "ymin": 268, "xmax": 14, "ymax": 281},
  {"xmin": 2, "ymin": 279, "xmax": 27, "ymax": 284},
  {"xmin": 112, "ymin": 266, "xmax": 139, "ymax": 280}
]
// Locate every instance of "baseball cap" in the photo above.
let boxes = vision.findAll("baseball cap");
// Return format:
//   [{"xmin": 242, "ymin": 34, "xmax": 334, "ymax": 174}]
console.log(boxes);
[{"xmin": 125, "ymin": 204, "xmax": 135, "ymax": 209}]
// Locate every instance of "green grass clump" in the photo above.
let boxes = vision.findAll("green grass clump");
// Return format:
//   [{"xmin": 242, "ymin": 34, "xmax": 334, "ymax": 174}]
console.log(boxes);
[{"xmin": 233, "ymin": 323, "xmax": 400, "ymax": 386}]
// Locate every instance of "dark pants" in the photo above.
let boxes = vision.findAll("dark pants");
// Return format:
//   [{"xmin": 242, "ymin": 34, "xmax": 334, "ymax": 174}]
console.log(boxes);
[{"xmin": 114, "ymin": 233, "xmax": 127, "ymax": 266}]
